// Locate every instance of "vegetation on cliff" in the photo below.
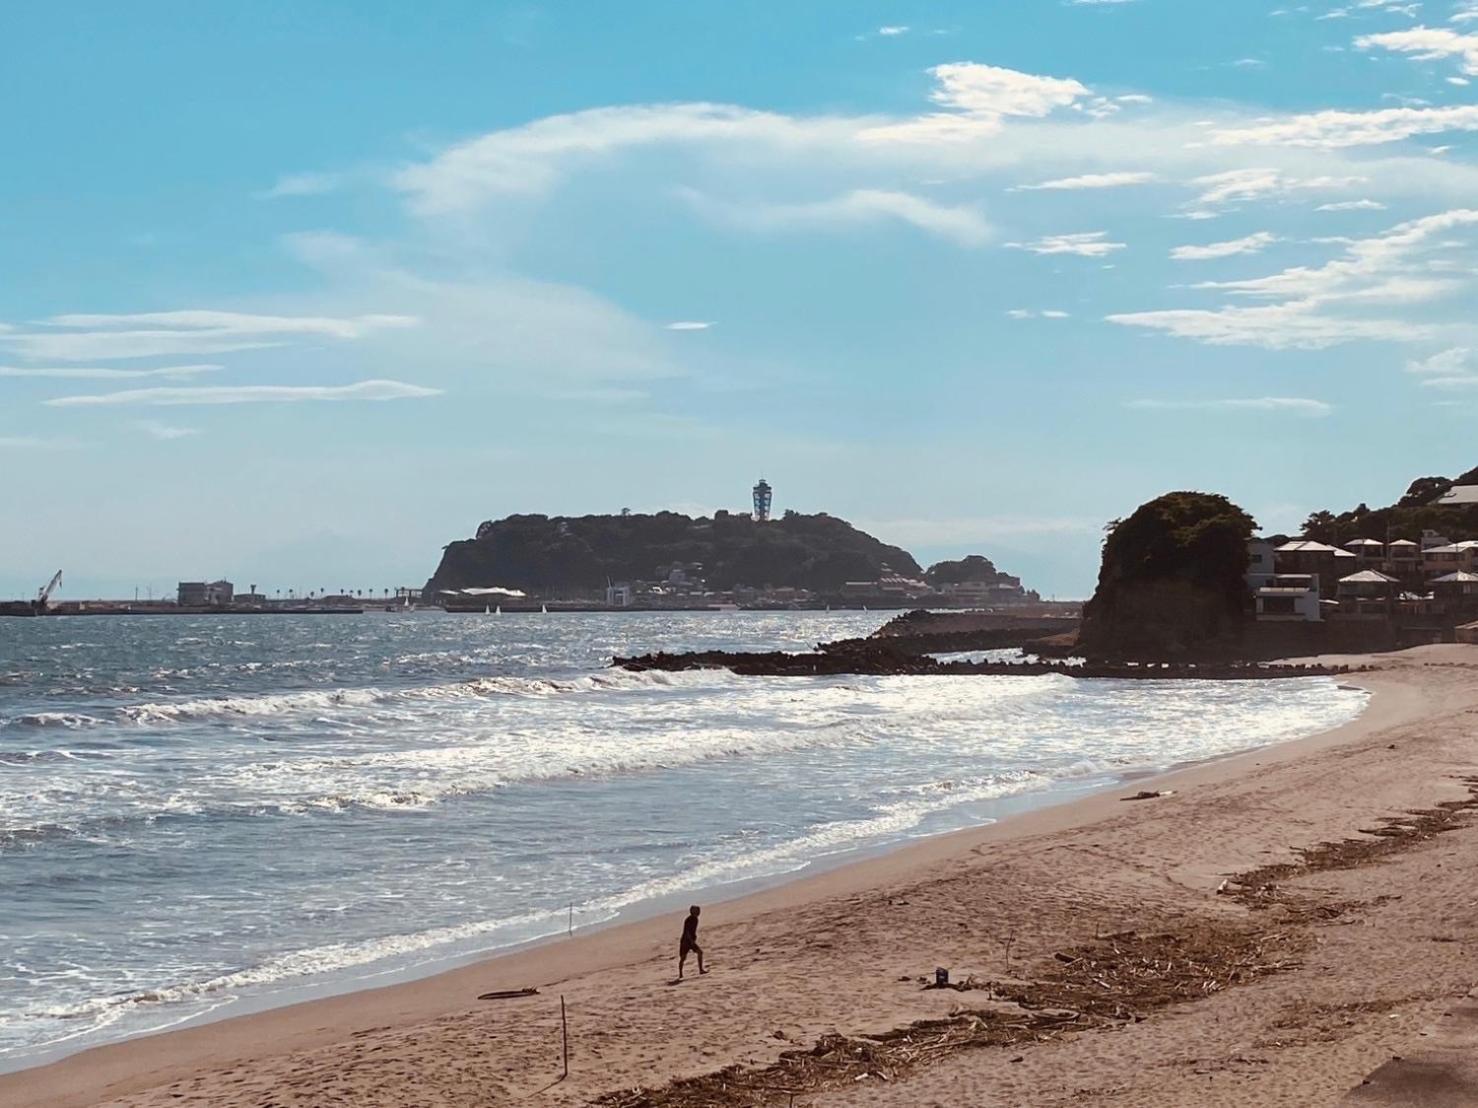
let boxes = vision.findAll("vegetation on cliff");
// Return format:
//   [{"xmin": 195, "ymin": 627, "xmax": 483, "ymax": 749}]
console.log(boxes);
[
  {"xmin": 923, "ymin": 554, "xmax": 1023, "ymax": 590},
  {"xmin": 1080, "ymin": 491, "xmax": 1257, "ymax": 659},
  {"xmin": 1299, "ymin": 465, "xmax": 1478, "ymax": 545},
  {"xmin": 424, "ymin": 510, "xmax": 924, "ymax": 596}
]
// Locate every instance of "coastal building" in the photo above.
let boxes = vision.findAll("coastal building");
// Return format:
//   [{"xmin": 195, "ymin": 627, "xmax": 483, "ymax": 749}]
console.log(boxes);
[
  {"xmin": 1422, "ymin": 541, "xmax": 1478, "ymax": 576},
  {"xmin": 1431, "ymin": 571, "xmax": 1478, "ymax": 600},
  {"xmin": 1458, "ymin": 621, "xmax": 1478, "ymax": 645},
  {"xmin": 1255, "ymin": 573, "xmax": 1322, "ymax": 622},
  {"xmin": 1246, "ymin": 539, "xmax": 1276, "ymax": 590},
  {"xmin": 177, "ymin": 580, "xmax": 234, "ymax": 607},
  {"xmin": 1344, "ymin": 538, "xmax": 1385, "ymax": 566},
  {"xmin": 1385, "ymin": 539, "xmax": 1421, "ymax": 576},
  {"xmin": 605, "ymin": 582, "xmax": 633, "ymax": 608},
  {"xmin": 1273, "ymin": 541, "xmax": 1357, "ymax": 592},
  {"xmin": 940, "ymin": 579, "xmax": 1029, "ymax": 605},
  {"xmin": 1336, "ymin": 570, "xmax": 1400, "ymax": 616}
]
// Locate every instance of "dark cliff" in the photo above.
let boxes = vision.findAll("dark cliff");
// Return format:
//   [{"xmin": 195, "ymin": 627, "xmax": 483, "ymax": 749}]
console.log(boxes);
[{"xmin": 424, "ymin": 511, "xmax": 924, "ymax": 597}]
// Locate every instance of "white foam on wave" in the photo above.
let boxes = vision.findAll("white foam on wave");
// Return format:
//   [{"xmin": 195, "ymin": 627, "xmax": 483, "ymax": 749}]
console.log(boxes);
[{"xmin": 111, "ymin": 667, "xmax": 732, "ymax": 725}]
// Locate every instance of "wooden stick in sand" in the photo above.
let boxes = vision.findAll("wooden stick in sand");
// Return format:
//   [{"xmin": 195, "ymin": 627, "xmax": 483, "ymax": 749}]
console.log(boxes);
[{"xmin": 561, "ymin": 995, "xmax": 569, "ymax": 1080}]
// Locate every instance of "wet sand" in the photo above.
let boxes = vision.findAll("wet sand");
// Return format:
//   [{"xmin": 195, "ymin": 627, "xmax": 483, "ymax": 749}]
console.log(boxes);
[{"xmin": 5, "ymin": 643, "xmax": 1477, "ymax": 1108}]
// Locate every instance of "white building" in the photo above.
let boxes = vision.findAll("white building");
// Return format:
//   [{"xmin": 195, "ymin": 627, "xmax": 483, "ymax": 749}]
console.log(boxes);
[{"xmin": 1256, "ymin": 574, "xmax": 1322, "ymax": 622}]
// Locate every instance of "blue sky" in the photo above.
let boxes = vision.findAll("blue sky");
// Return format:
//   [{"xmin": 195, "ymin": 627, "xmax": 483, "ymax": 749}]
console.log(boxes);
[{"xmin": 3, "ymin": 1, "xmax": 1476, "ymax": 600}]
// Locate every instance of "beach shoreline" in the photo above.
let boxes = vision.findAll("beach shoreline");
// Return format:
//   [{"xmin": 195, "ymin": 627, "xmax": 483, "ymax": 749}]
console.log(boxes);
[{"xmin": 5, "ymin": 645, "xmax": 1474, "ymax": 1107}]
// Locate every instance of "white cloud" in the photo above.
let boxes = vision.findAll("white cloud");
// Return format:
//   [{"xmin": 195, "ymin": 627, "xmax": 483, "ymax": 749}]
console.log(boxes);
[
  {"xmin": 877, "ymin": 25, "xmax": 910, "ymax": 36},
  {"xmin": 1108, "ymin": 302, "xmax": 1433, "ymax": 347},
  {"xmin": 44, "ymin": 380, "xmax": 442, "ymax": 407},
  {"xmin": 681, "ymin": 188, "xmax": 992, "ymax": 247},
  {"xmin": 1316, "ymin": 199, "xmax": 1388, "ymax": 210},
  {"xmin": 135, "ymin": 420, "xmax": 201, "ymax": 440},
  {"xmin": 1211, "ymin": 104, "xmax": 1478, "ymax": 148},
  {"xmin": 0, "ymin": 364, "xmax": 221, "ymax": 380},
  {"xmin": 1171, "ymin": 231, "xmax": 1279, "ymax": 260},
  {"xmin": 260, "ymin": 171, "xmax": 343, "ymax": 199},
  {"xmin": 1408, "ymin": 346, "xmax": 1478, "ymax": 388},
  {"xmin": 1007, "ymin": 230, "xmax": 1125, "ymax": 256},
  {"xmin": 1126, "ymin": 396, "xmax": 1333, "ymax": 415},
  {"xmin": 0, "ymin": 312, "xmax": 418, "ymax": 362},
  {"xmin": 1189, "ymin": 168, "xmax": 1365, "ymax": 206},
  {"xmin": 1407, "ymin": 346, "xmax": 1472, "ymax": 374},
  {"xmin": 1006, "ymin": 308, "xmax": 1072, "ymax": 318},
  {"xmin": 1358, "ymin": 26, "xmax": 1478, "ymax": 75},
  {"xmin": 919, "ymin": 62, "xmax": 1090, "ymax": 121},
  {"xmin": 665, "ymin": 321, "xmax": 714, "ymax": 331},
  {"xmin": 1111, "ymin": 209, "xmax": 1478, "ymax": 348},
  {"xmin": 1013, "ymin": 171, "xmax": 1157, "ymax": 190}
]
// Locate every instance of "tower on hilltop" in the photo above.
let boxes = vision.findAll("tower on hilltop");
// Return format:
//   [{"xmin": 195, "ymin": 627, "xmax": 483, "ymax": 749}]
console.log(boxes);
[{"xmin": 752, "ymin": 477, "xmax": 773, "ymax": 522}]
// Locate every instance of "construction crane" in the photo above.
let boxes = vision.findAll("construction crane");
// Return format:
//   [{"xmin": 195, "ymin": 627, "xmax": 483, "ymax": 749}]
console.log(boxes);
[{"xmin": 35, "ymin": 570, "xmax": 62, "ymax": 613}]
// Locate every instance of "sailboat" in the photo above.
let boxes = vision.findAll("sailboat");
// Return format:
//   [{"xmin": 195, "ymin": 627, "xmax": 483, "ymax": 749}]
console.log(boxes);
[
  {"xmin": 541, "ymin": 603, "xmax": 548, "ymax": 614},
  {"xmin": 484, "ymin": 604, "xmax": 491, "ymax": 615},
  {"xmin": 495, "ymin": 604, "xmax": 502, "ymax": 615}
]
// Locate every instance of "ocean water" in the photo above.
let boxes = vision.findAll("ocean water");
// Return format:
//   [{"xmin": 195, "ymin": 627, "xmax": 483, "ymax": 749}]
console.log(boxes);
[{"xmin": 0, "ymin": 611, "xmax": 1365, "ymax": 1066}]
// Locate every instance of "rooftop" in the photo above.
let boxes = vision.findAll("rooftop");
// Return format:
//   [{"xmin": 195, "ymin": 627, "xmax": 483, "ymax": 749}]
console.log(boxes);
[
  {"xmin": 1340, "ymin": 570, "xmax": 1399, "ymax": 584},
  {"xmin": 1434, "ymin": 484, "xmax": 1478, "ymax": 506},
  {"xmin": 1276, "ymin": 540, "xmax": 1343, "ymax": 553}
]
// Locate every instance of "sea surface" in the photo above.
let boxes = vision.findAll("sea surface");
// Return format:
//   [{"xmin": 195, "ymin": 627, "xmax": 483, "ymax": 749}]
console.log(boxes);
[{"xmin": 0, "ymin": 611, "xmax": 1365, "ymax": 1066}]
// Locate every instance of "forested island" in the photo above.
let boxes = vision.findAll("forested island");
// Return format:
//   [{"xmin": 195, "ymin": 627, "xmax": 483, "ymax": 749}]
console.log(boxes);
[{"xmin": 423, "ymin": 510, "xmax": 1031, "ymax": 605}]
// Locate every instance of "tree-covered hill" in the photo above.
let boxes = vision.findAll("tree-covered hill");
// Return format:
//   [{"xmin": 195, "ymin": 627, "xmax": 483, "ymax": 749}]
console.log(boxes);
[
  {"xmin": 424, "ymin": 510, "xmax": 924, "ymax": 596},
  {"xmin": 923, "ymin": 554, "xmax": 1023, "ymax": 589},
  {"xmin": 1298, "ymin": 466, "xmax": 1478, "ymax": 545},
  {"xmin": 1080, "ymin": 491, "xmax": 1257, "ymax": 658}
]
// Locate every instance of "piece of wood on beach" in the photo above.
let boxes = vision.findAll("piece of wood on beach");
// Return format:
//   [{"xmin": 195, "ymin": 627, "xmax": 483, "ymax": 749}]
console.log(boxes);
[
  {"xmin": 477, "ymin": 987, "xmax": 540, "ymax": 1000},
  {"xmin": 1122, "ymin": 789, "xmax": 1174, "ymax": 801}
]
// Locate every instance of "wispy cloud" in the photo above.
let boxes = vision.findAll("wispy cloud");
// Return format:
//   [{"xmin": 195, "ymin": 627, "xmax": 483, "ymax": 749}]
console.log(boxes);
[
  {"xmin": 1316, "ymin": 199, "xmax": 1388, "ymax": 211},
  {"xmin": 665, "ymin": 321, "xmax": 714, "ymax": 331},
  {"xmin": 134, "ymin": 420, "xmax": 201, "ymax": 440},
  {"xmin": 0, "ymin": 364, "xmax": 221, "ymax": 380},
  {"xmin": 1189, "ymin": 168, "xmax": 1365, "ymax": 207},
  {"xmin": 681, "ymin": 188, "xmax": 992, "ymax": 247},
  {"xmin": 1407, "ymin": 345, "xmax": 1478, "ymax": 387},
  {"xmin": 0, "ymin": 312, "xmax": 418, "ymax": 362},
  {"xmin": 1171, "ymin": 231, "xmax": 1279, "ymax": 260},
  {"xmin": 1358, "ymin": 26, "xmax": 1478, "ymax": 75},
  {"xmin": 1126, "ymin": 396, "xmax": 1332, "ymax": 416},
  {"xmin": 1007, "ymin": 231, "xmax": 1125, "ymax": 256},
  {"xmin": 1012, "ymin": 171, "xmax": 1156, "ymax": 191},
  {"xmin": 1211, "ymin": 104, "xmax": 1478, "ymax": 148},
  {"xmin": 44, "ymin": 380, "xmax": 442, "ymax": 407},
  {"xmin": 1111, "ymin": 208, "xmax": 1478, "ymax": 348},
  {"xmin": 259, "ymin": 170, "xmax": 344, "ymax": 199}
]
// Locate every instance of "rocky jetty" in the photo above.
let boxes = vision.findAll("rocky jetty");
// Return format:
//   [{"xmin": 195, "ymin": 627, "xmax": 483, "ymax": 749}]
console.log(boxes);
[{"xmin": 614, "ymin": 648, "xmax": 1352, "ymax": 681}]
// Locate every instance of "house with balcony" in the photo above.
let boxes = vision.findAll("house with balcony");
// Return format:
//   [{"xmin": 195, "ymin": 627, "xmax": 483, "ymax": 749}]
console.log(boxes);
[{"xmin": 1256, "ymin": 574, "xmax": 1322, "ymax": 622}]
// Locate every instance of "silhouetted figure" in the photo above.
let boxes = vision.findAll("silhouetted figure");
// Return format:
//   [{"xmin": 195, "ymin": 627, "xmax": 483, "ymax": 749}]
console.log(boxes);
[{"xmin": 678, "ymin": 905, "xmax": 706, "ymax": 978}]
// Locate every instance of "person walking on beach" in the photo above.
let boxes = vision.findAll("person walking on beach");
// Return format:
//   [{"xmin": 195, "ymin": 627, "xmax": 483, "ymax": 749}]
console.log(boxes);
[{"xmin": 678, "ymin": 905, "xmax": 706, "ymax": 978}]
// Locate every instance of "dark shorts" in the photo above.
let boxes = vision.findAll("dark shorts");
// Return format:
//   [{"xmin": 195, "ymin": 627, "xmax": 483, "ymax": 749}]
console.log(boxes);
[{"xmin": 680, "ymin": 938, "xmax": 700, "ymax": 956}]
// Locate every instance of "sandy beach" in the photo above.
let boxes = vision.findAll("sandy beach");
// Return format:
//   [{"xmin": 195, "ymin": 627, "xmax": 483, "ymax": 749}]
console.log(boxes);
[{"xmin": 6, "ymin": 643, "xmax": 1478, "ymax": 1108}]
